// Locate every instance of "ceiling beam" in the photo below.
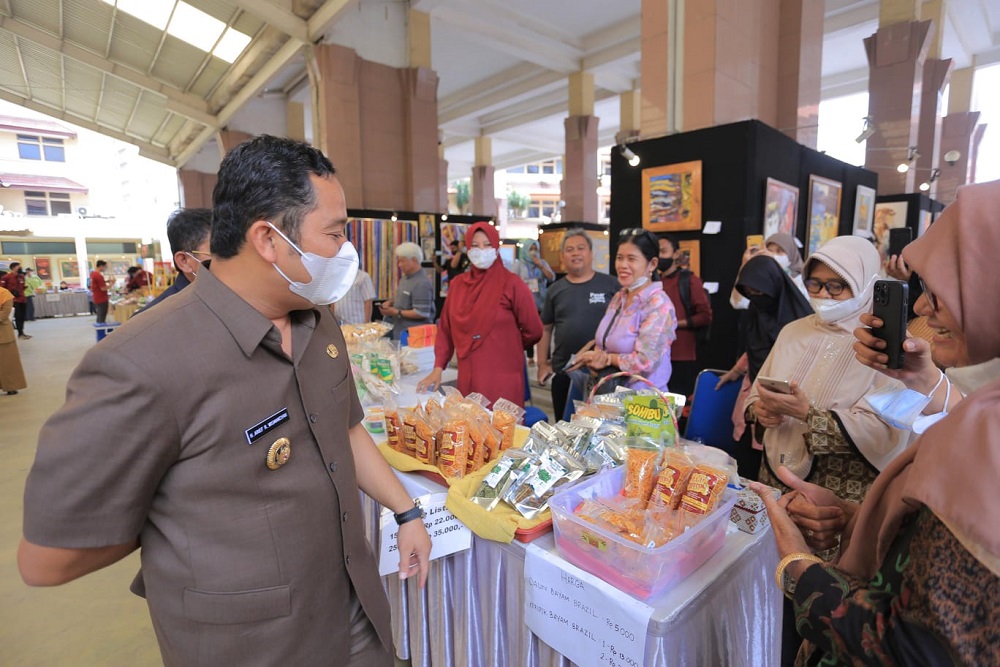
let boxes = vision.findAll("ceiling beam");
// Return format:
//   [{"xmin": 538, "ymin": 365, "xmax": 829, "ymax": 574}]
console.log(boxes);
[
  {"xmin": 308, "ymin": 0, "xmax": 355, "ymax": 42},
  {"xmin": 439, "ymin": 71, "xmax": 565, "ymax": 124},
  {"xmin": 0, "ymin": 88, "xmax": 171, "ymax": 164},
  {"xmin": 0, "ymin": 15, "xmax": 216, "ymax": 126},
  {"xmin": 231, "ymin": 0, "xmax": 309, "ymax": 43},
  {"xmin": 481, "ymin": 89, "xmax": 616, "ymax": 135},
  {"xmin": 439, "ymin": 62, "xmax": 541, "ymax": 112}
]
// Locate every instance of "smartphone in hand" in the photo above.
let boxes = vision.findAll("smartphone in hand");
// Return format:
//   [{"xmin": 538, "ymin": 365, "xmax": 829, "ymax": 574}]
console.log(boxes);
[
  {"xmin": 888, "ymin": 227, "xmax": 913, "ymax": 258},
  {"xmin": 872, "ymin": 279, "xmax": 909, "ymax": 369},
  {"xmin": 757, "ymin": 376, "xmax": 793, "ymax": 394}
]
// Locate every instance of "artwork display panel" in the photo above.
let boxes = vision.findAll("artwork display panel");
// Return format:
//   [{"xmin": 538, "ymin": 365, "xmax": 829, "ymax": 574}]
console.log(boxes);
[
  {"xmin": 763, "ymin": 178, "xmax": 799, "ymax": 239},
  {"xmin": 853, "ymin": 185, "xmax": 876, "ymax": 238}
]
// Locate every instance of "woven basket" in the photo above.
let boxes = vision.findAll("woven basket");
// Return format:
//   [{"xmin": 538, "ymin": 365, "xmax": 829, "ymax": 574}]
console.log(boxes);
[{"xmin": 587, "ymin": 371, "xmax": 679, "ymax": 434}]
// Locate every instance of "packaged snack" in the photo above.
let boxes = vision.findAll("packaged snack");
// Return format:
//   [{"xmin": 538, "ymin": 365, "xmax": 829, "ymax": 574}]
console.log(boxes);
[
  {"xmin": 509, "ymin": 448, "xmax": 585, "ymax": 520},
  {"xmin": 554, "ymin": 421, "xmax": 594, "ymax": 458},
  {"xmin": 442, "ymin": 386, "xmax": 464, "ymax": 410},
  {"xmin": 623, "ymin": 394, "xmax": 677, "ymax": 447},
  {"xmin": 384, "ymin": 399, "xmax": 404, "ymax": 452},
  {"xmin": 648, "ymin": 450, "xmax": 695, "ymax": 510},
  {"xmin": 437, "ymin": 419, "xmax": 469, "ymax": 478},
  {"xmin": 524, "ymin": 421, "xmax": 571, "ymax": 455},
  {"xmin": 465, "ymin": 419, "xmax": 486, "ymax": 475},
  {"xmin": 492, "ymin": 398, "xmax": 525, "ymax": 452},
  {"xmin": 588, "ymin": 435, "xmax": 628, "ymax": 469},
  {"xmin": 622, "ymin": 443, "xmax": 660, "ymax": 505},
  {"xmin": 413, "ymin": 414, "xmax": 437, "ymax": 465},
  {"xmin": 424, "ymin": 395, "xmax": 443, "ymax": 419},
  {"xmin": 470, "ymin": 449, "xmax": 532, "ymax": 510},
  {"xmin": 481, "ymin": 421, "xmax": 503, "ymax": 464},
  {"xmin": 679, "ymin": 464, "xmax": 729, "ymax": 516},
  {"xmin": 400, "ymin": 408, "xmax": 419, "ymax": 457},
  {"xmin": 631, "ymin": 508, "xmax": 685, "ymax": 548},
  {"xmin": 465, "ymin": 392, "xmax": 491, "ymax": 408}
]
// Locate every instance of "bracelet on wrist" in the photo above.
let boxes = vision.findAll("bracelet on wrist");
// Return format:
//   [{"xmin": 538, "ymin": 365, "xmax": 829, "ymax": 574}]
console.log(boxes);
[
  {"xmin": 394, "ymin": 503, "xmax": 424, "ymax": 526},
  {"xmin": 775, "ymin": 552, "xmax": 824, "ymax": 598}
]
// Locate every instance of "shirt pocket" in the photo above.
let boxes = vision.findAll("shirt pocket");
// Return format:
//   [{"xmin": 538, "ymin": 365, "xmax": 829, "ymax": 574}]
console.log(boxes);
[{"xmin": 183, "ymin": 585, "xmax": 291, "ymax": 625}]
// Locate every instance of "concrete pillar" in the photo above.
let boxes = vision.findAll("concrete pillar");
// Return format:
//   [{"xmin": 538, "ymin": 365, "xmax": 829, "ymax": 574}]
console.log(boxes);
[
  {"xmin": 639, "ymin": 0, "xmax": 671, "ymax": 136},
  {"xmin": 401, "ymin": 67, "xmax": 441, "ymax": 211},
  {"xmin": 308, "ymin": 43, "xmax": 364, "ymax": 206},
  {"xmin": 470, "ymin": 137, "xmax": 497, "ymax": 217},
  {"xmin": 880, "ymin": 0, "xmax": 920, "ymax": 24},
  {"xmin": 408, "ymin": 10, "xmax": 432, "ymax": 70},
  {"xmin": 776, "ymin": 0, "xmax": 823, "ymax": 149},
  {"xmin": 74, "ymin": 234, "xmax": 89, "ymax": 291},
  {"xmin": 616, "ymin": 89, "xmax": 641, "ymax": 145},
  {"xmin": 863, "ymin": 20, "xmax": 932, "ymax": 194},
  {"xmin": 935, "ymin": 67, "xmax": 983, "ymax": 204},
  {"xmin": 915, "ymin": 58, "xmax": 951, "ymax": 196},
  {"xmin": 438, "ymin": 145, "xmax": 449, "ymax": 214},
  {"xmin": 177, "ymin": 169, "xmax": 217, "ymax": 209},
  {"xmin": 216, "ymin": 130, "xmax": 253, "ymax": 158},
  {"xmin": 286, "ymin": 101, "xmax": 306, "ymax": 143},
  {"xmin": 563, "ymin": 72, "xmax": 599, "ymax": 223}
]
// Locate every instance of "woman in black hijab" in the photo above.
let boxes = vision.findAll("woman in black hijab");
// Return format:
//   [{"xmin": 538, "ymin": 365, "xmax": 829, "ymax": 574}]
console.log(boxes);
[{"xmin": 736, "ymin": 254, "xmax": 813, "ymax": 381}]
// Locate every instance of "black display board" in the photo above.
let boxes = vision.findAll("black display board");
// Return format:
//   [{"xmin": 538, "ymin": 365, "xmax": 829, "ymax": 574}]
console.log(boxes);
[{"xmin": 609, "ymin": 120, "xmax": 879, "ymax": 372}]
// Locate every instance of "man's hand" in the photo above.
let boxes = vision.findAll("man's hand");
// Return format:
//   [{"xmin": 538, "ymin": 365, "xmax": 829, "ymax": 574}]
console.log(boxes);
[
  {"xmin": 396, "ymin": 518, "xmax": 431, "ymax": 587},
  {"xmin": 757, "ymin": 382, "xmax": 810, "ymax": 422},
  {"xmin": 537, "ymin": 359, "xmax": 553, "ymax": 385}
]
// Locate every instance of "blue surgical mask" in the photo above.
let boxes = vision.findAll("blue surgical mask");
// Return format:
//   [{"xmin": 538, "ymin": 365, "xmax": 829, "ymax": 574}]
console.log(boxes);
[{"xmin": 864, "ymin": 385, "xmax": 934, "ymax": 431}]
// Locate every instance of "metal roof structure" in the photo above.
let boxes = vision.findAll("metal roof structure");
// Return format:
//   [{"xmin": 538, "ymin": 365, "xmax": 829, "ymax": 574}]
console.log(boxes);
[{"xmin": 0, "ymin": 1, "xmax": 997, "ymax": 177}]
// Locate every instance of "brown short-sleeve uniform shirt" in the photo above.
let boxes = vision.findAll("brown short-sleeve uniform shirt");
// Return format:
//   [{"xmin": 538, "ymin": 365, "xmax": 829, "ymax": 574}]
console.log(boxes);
[{"xmin": 23, "ymin": 268, "xmax": 391, "ymax": 665}]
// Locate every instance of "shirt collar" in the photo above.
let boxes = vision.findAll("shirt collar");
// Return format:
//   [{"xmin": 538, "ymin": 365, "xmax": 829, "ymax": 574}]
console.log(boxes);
[
  {"xmin": 946, "ymin": 357, "xmax": 1000, "ymax": 396},
  {"xmin": 192, "ymin": 265, "xmax": 319, "ymax": 358}
]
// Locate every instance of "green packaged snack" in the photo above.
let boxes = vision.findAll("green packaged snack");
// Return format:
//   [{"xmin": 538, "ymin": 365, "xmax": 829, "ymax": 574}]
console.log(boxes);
[
  {"xmin": 623, "ymin": 394, "xmax": 677, "ymax": 447},
  {"xmin": 471, "ymin": 449, "xmax": 531, "ymax": 510}
]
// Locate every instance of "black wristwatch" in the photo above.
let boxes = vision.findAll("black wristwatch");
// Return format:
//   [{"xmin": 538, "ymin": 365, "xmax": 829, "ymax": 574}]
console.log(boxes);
[{"xmin": 394, "ymin": 504, "xmax": 424, "ymax": 526}]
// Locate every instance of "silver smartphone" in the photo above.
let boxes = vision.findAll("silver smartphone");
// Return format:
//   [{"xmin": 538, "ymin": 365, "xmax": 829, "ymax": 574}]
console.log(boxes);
[{"xmin": 757, "ymin": 376, "xmax": 793, "ymax": 394}]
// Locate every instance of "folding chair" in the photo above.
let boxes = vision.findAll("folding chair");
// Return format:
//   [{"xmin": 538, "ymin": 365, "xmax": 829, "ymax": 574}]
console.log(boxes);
[{"xmin": 684, "ymin": 369, "xmax": 741, "ymax": 456}]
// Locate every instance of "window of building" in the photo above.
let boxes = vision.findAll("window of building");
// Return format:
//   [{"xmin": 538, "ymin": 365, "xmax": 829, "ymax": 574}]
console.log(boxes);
[
  {"xmin": 506, "ymin": 165, "xmax": 526, "ymax": 174},
  {"xmin": 25, "ymin": 191, "xmax": 72, "ymax": 216},
  {"xmin": 527, "ymin": 198, "xmax": 560, "ymax": 219},
  {"xmin": 17, "ymin": 134, "xmax": 66, "ymax": 162}
]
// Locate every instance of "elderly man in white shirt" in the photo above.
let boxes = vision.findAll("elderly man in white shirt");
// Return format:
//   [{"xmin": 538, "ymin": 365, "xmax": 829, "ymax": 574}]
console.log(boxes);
[{"xmin": 379, "ymin": 242, "xmax": 436, "ymax": 340}]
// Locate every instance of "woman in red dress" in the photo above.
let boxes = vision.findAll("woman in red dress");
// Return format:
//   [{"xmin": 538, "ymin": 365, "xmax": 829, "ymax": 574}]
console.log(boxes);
[{"xmin": 419, "ymin": 222, "xmax": 542, "ymax": 407}]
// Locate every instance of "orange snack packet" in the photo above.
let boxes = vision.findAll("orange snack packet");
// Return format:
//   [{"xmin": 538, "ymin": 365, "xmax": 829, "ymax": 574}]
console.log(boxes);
[
  {"xmin": 491, "ymin": 398, "xmax": 525, "ymax": 452},
  {"xmin": 384, "ymin": 404, "xmax": 403, "ymax": 453},
  {"xmin": 679, "ymin": 464, "xmax": 728, "ymax": 516},
  {"xmin": 622, "ymin": 447, "xmax": 659, "ymax": 505},
  {"xmin": 413, "ymin": 416, "xmax": 437, "ymax": 465},
  {"xmin": 437, "ymin": 419, "xmax": 469, "ymax": 478},
  {"xmin": 465, "ymin": 419, "xmax": 486, "ymax": 474},
  {"xmin": 400, "ymin": 409, "xmax": 419, "ymax": 457},
  {"xmin": 648, "ymin": 451, "xmax": 695, "ymax": 510}
]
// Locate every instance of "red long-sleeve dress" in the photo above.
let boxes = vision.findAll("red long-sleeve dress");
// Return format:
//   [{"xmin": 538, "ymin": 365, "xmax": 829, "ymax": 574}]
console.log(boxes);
[{"xmin": 434, "ymin": 272, "xmax": 542, "ymax": 408}]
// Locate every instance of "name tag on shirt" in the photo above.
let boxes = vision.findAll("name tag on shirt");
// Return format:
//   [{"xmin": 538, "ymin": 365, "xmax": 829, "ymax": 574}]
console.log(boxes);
[
  {"xmin": 527, "ymin": 279, "xmax": 540, "ymax": 293},
  {"xmin": 246, "ymin": 408, "xmax": 290, "ymax": 445}
]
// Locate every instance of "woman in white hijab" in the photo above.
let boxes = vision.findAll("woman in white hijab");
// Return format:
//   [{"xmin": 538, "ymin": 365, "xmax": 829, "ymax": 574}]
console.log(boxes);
[{"xmin": 746, "ymin": 236, "xmax": 909, "ymax": 508}]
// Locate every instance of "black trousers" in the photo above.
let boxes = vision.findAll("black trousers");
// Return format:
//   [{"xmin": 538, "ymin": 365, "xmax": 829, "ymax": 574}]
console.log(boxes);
[
  {"xmin": 13, "ymin": 301, "xmax": 26, "ymax": 335},
  {"xmin": 550, "ymin": 371, "xmax": 572, "ymax": 422}
]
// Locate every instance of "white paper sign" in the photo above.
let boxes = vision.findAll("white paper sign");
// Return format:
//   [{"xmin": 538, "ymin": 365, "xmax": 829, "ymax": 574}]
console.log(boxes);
[
  {"xmin": 377, "ymin": 492, "xmax": 471, "ymax": 576},
  {"xmin": 702, "ymin": 221, "xmax": 722, "ymax": 234},
  {"xmin": 703, "ymin": 281, "xmax": 720, "ymax": 294},
  {"xmin": 524, "ymin": 544, "xmax": 653, "ymax": 667}
]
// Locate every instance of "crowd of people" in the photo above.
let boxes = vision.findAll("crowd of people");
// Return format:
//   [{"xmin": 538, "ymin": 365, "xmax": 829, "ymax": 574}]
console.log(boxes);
[{"xmin": 13, "ymin": 132, "xmax": 997, "ymax": 665}]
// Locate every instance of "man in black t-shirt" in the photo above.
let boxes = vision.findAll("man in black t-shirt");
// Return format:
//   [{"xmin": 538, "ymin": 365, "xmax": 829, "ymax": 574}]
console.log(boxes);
[
  {"xmin": 437, "ymin": 239, "xmax": 470, "ymax": 284},
  {"xmin": 537, "ymin": 229, "xmax": 619, "ymax": 420}
]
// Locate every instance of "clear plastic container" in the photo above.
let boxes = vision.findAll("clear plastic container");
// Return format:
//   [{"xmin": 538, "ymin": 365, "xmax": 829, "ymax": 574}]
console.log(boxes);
[{"xmin": 549, "ymin": 466, "xmax": 737, "ymax": 600}]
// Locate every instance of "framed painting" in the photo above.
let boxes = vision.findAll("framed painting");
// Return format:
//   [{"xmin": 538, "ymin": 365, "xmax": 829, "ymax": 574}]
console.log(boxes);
[
  {"xmin": 110, "ymin": 259, "xmax": 131, "ymax": 276},
  {"xmin": 806, "ymin": 175, "xmax": 843, "ymax": 256},
  {"xmin": 853, "ymin": 185, "xmax": 876, "ymax": 238},
  {"xmin": 418, "ymin": 213, "xmax": 435, "ymax": 239},
  {"xmin": 763, "ymin": 178, "xmax": 799, "ymax": 238},
  {"xmin": 873, "ymin": 201, "xmax": 908, "ymax": 269},
  {"xmin": 420, "ymin": 237, "xmax": 436, "ymax": 262},
  {"xmin": 919, "ymin": 210, "xmax": 932, "ymax": 236},
  {"xmin": 678, "ymin": 239, "xmax": 701, "ymax": 277},
  {"xmin": 35, "ymin": 257, "xmax": 52, "ymax": 280},
  {"xmin": 59, "ymin": 259, "xmax": 79, "ymax": 279},
  {"xmin": 641, "ymin": 161, "xmax": 702, "ymax": 232}
]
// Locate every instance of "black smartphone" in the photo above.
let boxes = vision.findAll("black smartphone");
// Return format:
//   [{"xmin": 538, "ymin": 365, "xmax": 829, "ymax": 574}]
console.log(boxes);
[
  {"xmin": 872, "ymin": 279, "xmax": 909, "ymax": 370},
  {"xmin": 888, "ymin": 227, "xmax": 913, "ymax": 258}
]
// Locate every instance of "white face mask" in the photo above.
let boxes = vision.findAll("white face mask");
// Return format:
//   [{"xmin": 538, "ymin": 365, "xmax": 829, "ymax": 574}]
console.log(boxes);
[
  {"xmin": 773, "ymin": 254, "xmax": 790, "ymax": 270},
  {"xmin": 267, "ymin": 222, "xmax": 359, "ymax": 305},
  {"xmin": 809, "ymin": 297, "xmax": 859, "ymax": 323},
  {"xmin": 627, "ymin": 275, "xmax": 649, "ymax": 291},
  {"xmin": 468, "ymin": 247, "xmax": 497, "ymax": 270}
]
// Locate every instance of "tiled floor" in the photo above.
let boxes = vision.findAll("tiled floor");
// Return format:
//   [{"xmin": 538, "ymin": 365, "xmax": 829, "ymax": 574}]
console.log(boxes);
[{"xmin": 1, "ymin": 314, "xmax": 555, "ymax": 665}]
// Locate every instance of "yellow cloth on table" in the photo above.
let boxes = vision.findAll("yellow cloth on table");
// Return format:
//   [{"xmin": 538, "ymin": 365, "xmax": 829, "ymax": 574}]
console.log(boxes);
[
  {"xmin": 445, "ymin": 464, "xmax": 551, "ymax": 544},
  {"xmin": 377, "ymin": 443, "xmax": 457, "ymax": 486}
]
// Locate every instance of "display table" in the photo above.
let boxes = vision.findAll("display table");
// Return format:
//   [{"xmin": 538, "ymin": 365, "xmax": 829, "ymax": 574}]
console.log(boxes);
[
  {"xmin": 111, "ymin": 301, "xmax": 141, "ymax": 322},
  {"xmin": 34, "ymin": 292, "xmax": 91, "ymax": 318},
  {"xmin": 364, "ymin": 472, "xmax": 781, "ymax": 667}
]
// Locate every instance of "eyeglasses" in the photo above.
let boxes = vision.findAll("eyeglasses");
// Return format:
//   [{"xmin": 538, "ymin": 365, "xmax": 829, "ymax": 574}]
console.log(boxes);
[
  {"xmin": 918, "ymin": 278, "xmax": 938, "ymax": 311},
  {"xmin": 188, "ymin": 251, "xmax": 211, "ymax": 259},
  {"xmin": 804, "ymin": 278, "xmax": 850, "ymax": 297}
]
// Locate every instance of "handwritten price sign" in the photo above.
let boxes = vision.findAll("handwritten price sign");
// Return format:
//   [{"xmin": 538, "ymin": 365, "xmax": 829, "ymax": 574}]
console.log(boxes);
[
  {"xmin": 378, "ymin": 492, "xmax": 471, "ymax": 576},
  {"xmin": 524, "ymin": 544, "xmax": 653, "ymax": 667}
]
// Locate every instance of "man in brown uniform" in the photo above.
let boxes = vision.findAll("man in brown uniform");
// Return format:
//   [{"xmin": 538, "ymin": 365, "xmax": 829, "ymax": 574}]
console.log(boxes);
[{"xmin": 19, "ymin": 136, "xmax": 431, "ymax": 666}]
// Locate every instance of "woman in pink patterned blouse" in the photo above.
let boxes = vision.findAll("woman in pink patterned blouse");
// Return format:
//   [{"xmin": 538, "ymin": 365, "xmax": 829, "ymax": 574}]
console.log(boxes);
[{"xmin": 570, "ymin": 228, "xmax": 677, "ymax": 392}]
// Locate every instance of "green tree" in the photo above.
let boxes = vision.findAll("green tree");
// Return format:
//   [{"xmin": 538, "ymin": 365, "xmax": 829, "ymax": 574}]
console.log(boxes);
[
  {"xmin": 507, "ymin": 190, "xmax": 529, "ymax": 218},
  {"xmin": 455, "ymin": 180, "xmax": 470, "ymax": 213}
]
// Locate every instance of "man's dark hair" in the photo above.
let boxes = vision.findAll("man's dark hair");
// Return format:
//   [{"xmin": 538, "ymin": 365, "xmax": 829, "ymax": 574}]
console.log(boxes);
[
  {"xmin": 127, "ymin": 266, "xmax": 139, "ymax": 276},
  {"xmin": 96, "ymin": 260, "xmax": 107, "ymax": 268},
  {"xmin": 167, "ymin": 208, "xmax": 212, "ymax": 269},
  {"xmin": 658, "ymin": 234, "xmax": 680, "ymax": 254},
  {"xmin": 449, "ymin": 240, "xmax": 459, "ymax": 248},
  {"xmin": 211, "ymin": 135, "xmax": 336, "ymax": 258},
  {"xmin": 9, "ymin": 261, "xmax": 20, "ymax": 270}
]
